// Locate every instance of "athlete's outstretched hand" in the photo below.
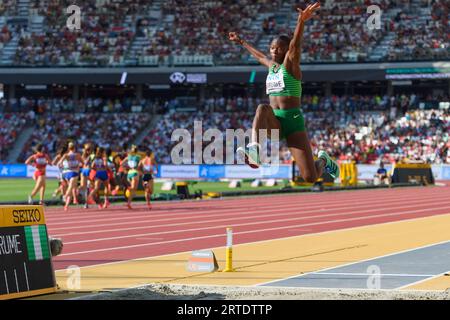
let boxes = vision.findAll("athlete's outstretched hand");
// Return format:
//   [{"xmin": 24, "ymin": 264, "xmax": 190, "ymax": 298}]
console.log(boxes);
[
  {"xmin": 228, "ymin": 32, "xmax": 243, "ymax": 44},
  {"xmin": 297, "ymin": 2, "xmax": 321, "ymax": 23}
]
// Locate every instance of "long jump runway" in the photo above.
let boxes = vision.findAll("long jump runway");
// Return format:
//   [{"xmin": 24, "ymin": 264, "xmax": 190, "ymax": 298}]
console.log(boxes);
[{"xmin": 45, "ymin": 186, "xmax": 450, "ymax": 292}]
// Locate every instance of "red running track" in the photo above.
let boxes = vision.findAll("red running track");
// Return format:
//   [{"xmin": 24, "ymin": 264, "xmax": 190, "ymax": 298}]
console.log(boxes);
[{"xmin": 45, "ymin": 186, "xmax": 450, "ymax": 271}]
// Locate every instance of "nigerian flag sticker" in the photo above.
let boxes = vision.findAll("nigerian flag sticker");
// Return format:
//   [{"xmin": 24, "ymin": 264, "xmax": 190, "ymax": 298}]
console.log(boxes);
[{"xmin": 24, "ymin": 225, "xmax": 50, "ymax": 261}]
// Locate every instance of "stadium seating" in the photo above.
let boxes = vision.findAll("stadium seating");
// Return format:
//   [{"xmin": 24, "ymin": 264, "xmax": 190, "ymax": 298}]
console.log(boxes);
[
  {"xmin": 2, "ymin": 0, "xmax": 446, "ymax": 66},
  {"xmin": 1, "ymin": 93, "xmax": 448, "ymax": 165},
  {"xmin": 0, "ymin": 113, "xmax": 28, "ymax": 163},
  {"xmin": 17, "ymin": 112, "xmax": 152, "ymax": 162},
  {"xmin": 0, "ymin": 94, "xmax": 450, "ymax": 163},
  {"xmin": 140, "ymin": 110, "xmax": 254, "ymax": 164},
  {"xmin": 138, "ymin": 93, "xmax": 450, "ymax": 165},
  {"xmin": 386, "ymin": 0, "xmax": 449, "ymax": 61}
]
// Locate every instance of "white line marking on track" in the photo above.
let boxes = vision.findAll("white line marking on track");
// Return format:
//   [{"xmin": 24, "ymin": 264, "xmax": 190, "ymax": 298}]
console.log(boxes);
[
  {"xmin": 46, "ymin": 190, "xmax": 441, "ymax": 226},
  {"xmin": 396, "ymin": 269, "xmax": 450, "ymax": 290},
  {"xmin": 44, "ymin": 187, "xmax": 449, "ymax": 222},
  {"xmin": 310, "ymin": 272, "xmax": 434, "ymax": 277},
  {"xmin": 51, "ymin": 196, "xmax": 450, "ymax": 237},
  {"xmin": 57, "ymin": 205, "xmax": 450, "ymax": 255},
  {"xmin": 55, "ymin": 212, "xmax": 450, "ymax": 272},
  {"xmin": 256, "ymin": 239, "xmax": 450, "ymax": 287},
  {"xmin": 59, "ymin": 200, "xmax": 450, "ymax": 245}
]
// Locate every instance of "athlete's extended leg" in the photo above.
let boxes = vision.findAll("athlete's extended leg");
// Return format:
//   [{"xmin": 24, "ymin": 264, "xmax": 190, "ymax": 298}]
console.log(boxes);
[
  {"xmin": 287, "ymin": 131, "xmax": 324, "ymax": 183},
  {"xmin": 103, "ymin": 180, "xmax": 110, "ymax": 209},
  {"xmin": 39, "ymin": 176, "xmax": 46, "ymax": 205},
  {"xmin": 128, "ymin": 176, "xmax": 139, "ymax": 209},
  {"xmin": 288, "ymin": 131, "xmax": 339, "ymax": 182},
  {"xmin": 88, "ymin": 180, "xmax": 100, "ymax": 205},
  {"xmin": 30, "ymin": 176, "xmax": 45, "ymax": 205},
  {"xmin": 238, "ymin": 104, "xmax": 281, "ymax": 168},
  {"xmin": 145, "ymin": 180, "xmax": 153, "ymax": 209}
]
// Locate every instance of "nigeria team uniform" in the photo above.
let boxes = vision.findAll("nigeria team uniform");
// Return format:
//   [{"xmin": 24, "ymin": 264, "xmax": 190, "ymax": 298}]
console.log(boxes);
[{"xmin": 237, "ymin": 62, "xmax": 339, "ymax": 178}]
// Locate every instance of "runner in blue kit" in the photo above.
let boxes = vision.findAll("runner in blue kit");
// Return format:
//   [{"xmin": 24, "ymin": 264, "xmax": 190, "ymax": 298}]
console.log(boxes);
[
  {"xmin": 88, "ymin": 147, "xmax": 110, "ymax": 209},
  {"xmin": 58, "ymin": 142, "xmax": 82, "ymax": 211}
]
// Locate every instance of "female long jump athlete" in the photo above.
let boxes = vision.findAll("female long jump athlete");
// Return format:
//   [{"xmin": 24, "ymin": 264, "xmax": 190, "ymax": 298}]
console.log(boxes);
[
  {"xmin": 229, "ymin": 2, "xmax": 339, "ymax": 182},
  {"xmin": 25, "ymin": 144, "xmax": 52, "ymax": 205}
]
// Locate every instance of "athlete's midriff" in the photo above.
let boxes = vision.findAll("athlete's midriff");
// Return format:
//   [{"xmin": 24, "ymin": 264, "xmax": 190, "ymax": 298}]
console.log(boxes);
[
  {"xmin": 269, "ymin": 95, "xmax": 300, "ymax": 110},
  {"xmin": 34, "ymin": 153, "xmax": 48, "ymax": 171},
  {"xmin": 142, "ymin": 158, "xmax": 153, "ymax": 173}
]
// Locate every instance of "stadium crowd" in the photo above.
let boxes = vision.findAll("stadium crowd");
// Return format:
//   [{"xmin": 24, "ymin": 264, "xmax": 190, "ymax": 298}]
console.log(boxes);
[
  {"xmin": 1, "ymin": 0, "xmax": 447, "ymax": 66},
  {"xmin": 386, "ymin": 0, "xmax": 449, "ymax": 61},
  {"xmin": 0, "ymin": 113, "xmax": 29, "ymax": 162},
  {"xmin": 151, "ymin": 0, "xmax": 283, "ymax": 64},
  {"xmin": 13, "ymin": 0, "xmax": 144, "ymax": 66},
  {"xmin": 1, "ymin": 92, "xmax": 448, "ymax": 165},
  {"xmin": 0, "ymin": 0, "xmax": 17, "ymax": 16},
  {"xmin": 16, "ymin": 113, "xmax": 152, "ymax": 163},
  {"xmin": 308, "ymin": 108, "xmax": 450, "ymax": 165},
  {"xmin": 141, "ymin": 111, "xmax": 255, "ymax": 164},
  {"xmin": 0, "ymin": 96, "xmax": 154, "ymax": 113},
  {"xmin": 143, "ymin": 94, "xmax": 450, "ymax": 163}
]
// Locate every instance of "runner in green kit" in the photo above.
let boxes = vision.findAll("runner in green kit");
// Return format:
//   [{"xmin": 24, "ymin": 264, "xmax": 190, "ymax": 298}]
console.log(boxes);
[
  {"xmin": 122, "ymin": 145, "xmax": 141, "ymax": 209},
  {"xmin": 229, "ymin": 2, "xmax": 339, "ymax": 182}
]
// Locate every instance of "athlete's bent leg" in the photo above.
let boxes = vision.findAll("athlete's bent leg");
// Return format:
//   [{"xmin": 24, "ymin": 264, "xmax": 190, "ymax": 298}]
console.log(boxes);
[
  {"xmin": 287, "ymin": 131, "xmax": 325, "ymax": 183},
  {"xmin": 239, "ymin": 104, "xmax": 281, "ymax": 168},
  {"xmin": 252, "ymin": 104, "xmax": 281, "ymax": 143}
]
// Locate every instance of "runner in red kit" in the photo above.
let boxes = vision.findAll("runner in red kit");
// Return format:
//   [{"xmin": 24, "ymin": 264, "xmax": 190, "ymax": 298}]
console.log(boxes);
[{"xmin": 25, "ymin": 144, "xmax": 52, "ymax": 205}]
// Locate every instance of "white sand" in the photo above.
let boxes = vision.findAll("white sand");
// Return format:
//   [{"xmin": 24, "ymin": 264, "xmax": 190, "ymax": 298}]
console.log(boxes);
[{"xmin": 75, "ymin": 284, "xmax": 450, "ymax": 300}]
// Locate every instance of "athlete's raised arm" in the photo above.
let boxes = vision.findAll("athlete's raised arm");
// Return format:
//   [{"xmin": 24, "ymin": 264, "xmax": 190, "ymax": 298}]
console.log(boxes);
[
  {"xmin": 228, "ymin": 32, "xmax": 272, "ymax": 68},
  {"xmin": 25, "ymin": 154, "xmax": 34, "ymax": 165},
  {"xmin": 285, "ymin": 2, "xmax": 320, "ymax": 69},
  {"xmin": 56, "ymin": 154, "xmax": 67, "ymax": 167}
]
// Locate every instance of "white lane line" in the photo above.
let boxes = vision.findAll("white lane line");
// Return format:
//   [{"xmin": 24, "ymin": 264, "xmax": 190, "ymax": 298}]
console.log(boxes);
[
  {"xmin": 46, "ymin": 190, "xmax": 439, "ymax": 227},
  {"xmin": 55, "ymin": 212, "xmax": 450, "ymax": 272},
  {"xmin": 257, "ymin": 239, "xmax": 450, "ymax": 287},
  {"xmin": 60, "ymin": 200, "xmax": 450, "ymax": 245},
  {"xmin": 45, "ymin": 188, "xmax": 447, "ymax": 223},
  {"xmin": 396, "ymin": 270, "xmax": 450, "ymax": 290},
  {"xmin": 58, "ymin": 205, "xmax": 450, "ymax": 256},
  {"xmin": 307, "ymin": 272, "xmax": 434, "ymax": 277},
  {"xmin": 52, "ymin": 195, "xmax": 450, "ymax": 237}
]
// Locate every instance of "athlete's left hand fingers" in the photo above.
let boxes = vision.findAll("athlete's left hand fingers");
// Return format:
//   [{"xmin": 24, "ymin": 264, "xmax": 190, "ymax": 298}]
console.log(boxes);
[
  {"xmin": 306, "ymin": 2, "xmax": 320, "ymax": 12},
  {"xmin": 311, "ymin": 2, "xmax": 321, "ymax": 12}
]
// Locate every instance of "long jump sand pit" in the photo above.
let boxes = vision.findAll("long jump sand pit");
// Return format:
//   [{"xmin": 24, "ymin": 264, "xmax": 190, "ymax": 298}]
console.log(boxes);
[{"xmin": 75, "ymin": 284, "xmax": 450, "ymax": 300}]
